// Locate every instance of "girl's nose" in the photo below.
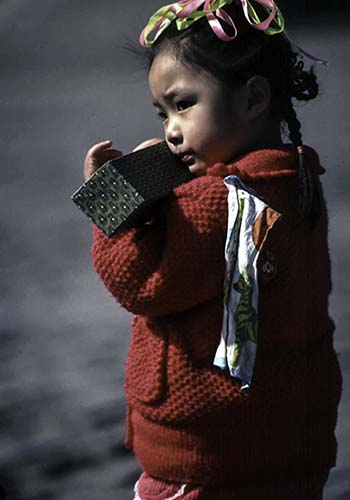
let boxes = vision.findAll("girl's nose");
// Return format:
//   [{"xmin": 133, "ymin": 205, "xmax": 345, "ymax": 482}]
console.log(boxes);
[{"xmin": 165, "ymin": 120, "xmax": 183, "ymax": 146}]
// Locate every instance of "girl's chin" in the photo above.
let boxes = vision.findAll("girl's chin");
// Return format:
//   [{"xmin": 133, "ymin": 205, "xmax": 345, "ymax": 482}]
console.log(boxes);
[{"xmin": 188, "ymin": 162, "xmax": 208, "ymax": 177}]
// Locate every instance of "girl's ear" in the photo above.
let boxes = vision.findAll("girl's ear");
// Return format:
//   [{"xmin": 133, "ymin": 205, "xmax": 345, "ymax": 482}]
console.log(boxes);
[{"xmin": 245, "ymin": 75, "xmax": 271, "ymax": 120}]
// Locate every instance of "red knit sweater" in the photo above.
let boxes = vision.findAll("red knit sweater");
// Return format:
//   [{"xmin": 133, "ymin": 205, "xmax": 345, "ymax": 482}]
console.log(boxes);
[{"xmin": 91, "ymin": 144, "xmax": 342, "ymax": 486}]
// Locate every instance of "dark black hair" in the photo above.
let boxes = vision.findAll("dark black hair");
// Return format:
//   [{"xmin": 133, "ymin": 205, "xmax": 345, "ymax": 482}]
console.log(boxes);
[{"xmin": 127, "ymin": 2, "xmax": 321, "ymax": 229}]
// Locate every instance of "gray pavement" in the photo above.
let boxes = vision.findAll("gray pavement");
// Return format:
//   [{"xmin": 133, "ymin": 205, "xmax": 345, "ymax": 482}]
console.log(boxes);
[{"xmin": 1, "ymin": 1, "xmax": 349, "ymax": 499}]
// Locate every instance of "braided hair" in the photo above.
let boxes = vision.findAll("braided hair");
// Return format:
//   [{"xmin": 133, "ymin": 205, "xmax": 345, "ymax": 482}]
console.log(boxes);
[{"xmin": 129, "ymin": 1, "xmax": 321, "ymax": 229}]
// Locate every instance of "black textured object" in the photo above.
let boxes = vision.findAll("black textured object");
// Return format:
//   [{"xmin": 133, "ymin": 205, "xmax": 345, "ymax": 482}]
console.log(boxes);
[{"xmin": 71, "ymin": 141, "xmax": 196, "ymax": 237}]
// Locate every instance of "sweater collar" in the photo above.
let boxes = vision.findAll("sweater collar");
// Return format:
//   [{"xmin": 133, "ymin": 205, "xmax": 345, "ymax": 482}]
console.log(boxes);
[{"xmin": 206, "ymin": 144, "xmax": 324, "ymax": 181}]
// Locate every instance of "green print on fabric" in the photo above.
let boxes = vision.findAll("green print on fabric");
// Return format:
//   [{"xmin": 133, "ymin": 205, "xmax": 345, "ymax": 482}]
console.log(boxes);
[
  {"xmin": 230, "ymin": 269, "xmax": 258, "ymax": 367},
  {"xmin": 223, "ymin": 194, "xmax": 244, "ymax": 304}
]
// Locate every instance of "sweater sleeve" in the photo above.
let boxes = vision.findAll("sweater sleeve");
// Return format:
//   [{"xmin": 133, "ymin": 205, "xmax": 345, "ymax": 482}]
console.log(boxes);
[{"xmin": 91, "ymin": 175, "xmax": 228, "ymax": 317}]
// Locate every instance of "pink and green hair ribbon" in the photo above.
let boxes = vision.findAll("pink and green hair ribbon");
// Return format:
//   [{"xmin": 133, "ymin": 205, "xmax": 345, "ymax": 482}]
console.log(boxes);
[
  {"xmin": 139, "ymin": 0, "xmax": 328, "ymax": 66},
  {"xmin": 139, "ymin": 0, "xmax": 284, "ymax": 46}
]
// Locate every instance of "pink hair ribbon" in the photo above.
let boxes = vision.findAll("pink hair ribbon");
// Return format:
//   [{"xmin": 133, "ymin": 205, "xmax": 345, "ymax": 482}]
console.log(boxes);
[
  {"xmin": 294, "ymin": 43, "xmax": 329, "ymax": 66},
  {"xmin": 139, "ymin": 0, "xmax": 328, "ymax": 66}
]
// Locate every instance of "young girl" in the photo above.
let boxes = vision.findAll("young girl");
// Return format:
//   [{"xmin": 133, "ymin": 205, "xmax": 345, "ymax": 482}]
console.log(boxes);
[{"xmin": 83, "ymin": 1, "xmax": 342, "ymax": 498}]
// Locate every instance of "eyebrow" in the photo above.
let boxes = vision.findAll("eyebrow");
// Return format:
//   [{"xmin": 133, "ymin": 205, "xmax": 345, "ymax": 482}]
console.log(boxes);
[{"xmin": 152, "ymin": 89, "xmax": 182, "ymax": 108}]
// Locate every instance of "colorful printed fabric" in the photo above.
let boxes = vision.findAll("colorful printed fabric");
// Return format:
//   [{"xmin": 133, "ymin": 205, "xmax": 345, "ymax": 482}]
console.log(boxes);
[{"xmin": 213, "ymin": 175, "xmax": 281, "ymax": 389}]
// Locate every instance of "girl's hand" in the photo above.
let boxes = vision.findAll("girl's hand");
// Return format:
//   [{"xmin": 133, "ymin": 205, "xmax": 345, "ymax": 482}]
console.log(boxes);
[
  {"xmin": 84, "ymin": 140, "xmax": 123, "ymax": 181},
  {"xmin": 132, "ymin": 137, "xmax": 163, "ymax": 152}
]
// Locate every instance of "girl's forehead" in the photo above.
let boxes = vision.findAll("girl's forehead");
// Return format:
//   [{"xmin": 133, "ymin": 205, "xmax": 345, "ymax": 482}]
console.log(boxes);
[
  {"xmin": 148, "ymin": 51, "xmax": 218, "ymax": 96},
  {"xmin": 149, "ymin": 52, "xmax": 192, "ymax": 86}
]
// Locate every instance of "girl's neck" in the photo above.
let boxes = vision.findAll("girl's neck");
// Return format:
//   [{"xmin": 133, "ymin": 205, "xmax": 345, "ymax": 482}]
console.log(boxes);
[
  {"xmin": 229, "ymin": 124, "xmax": 285, "ymax": 164},
  {"xmin": 250, "ymin": 120, "xmax": 284, "ymax": 151}
]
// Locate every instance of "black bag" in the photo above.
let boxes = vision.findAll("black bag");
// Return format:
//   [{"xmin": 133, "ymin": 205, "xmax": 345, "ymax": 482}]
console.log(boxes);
[{"xmin": 71, "ymin": 141, "xmax": 195, "ymax": 237}]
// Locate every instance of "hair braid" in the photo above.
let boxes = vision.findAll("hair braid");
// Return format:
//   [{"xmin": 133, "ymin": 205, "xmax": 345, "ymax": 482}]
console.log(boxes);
[{"xmin": 285, "ymin": 99, "xmax": 321, "ymax": 230}]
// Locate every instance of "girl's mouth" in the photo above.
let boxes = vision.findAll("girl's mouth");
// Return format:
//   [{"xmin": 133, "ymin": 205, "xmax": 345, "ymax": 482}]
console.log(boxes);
[{"xmin": 181, "ymin": 155, "xmax": 195, "ymax": 165}]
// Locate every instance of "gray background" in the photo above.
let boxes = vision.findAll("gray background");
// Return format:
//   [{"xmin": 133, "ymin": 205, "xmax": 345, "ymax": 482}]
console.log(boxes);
[{"xmin": 1, "ymin": 1, "xmax": 349, "ymax": 499}]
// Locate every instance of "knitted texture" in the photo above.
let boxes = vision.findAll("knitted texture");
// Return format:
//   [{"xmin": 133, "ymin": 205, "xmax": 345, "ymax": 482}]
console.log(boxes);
[{"xmin": 91, "ymin": 144, "xmax": 342, "ymax": 486}]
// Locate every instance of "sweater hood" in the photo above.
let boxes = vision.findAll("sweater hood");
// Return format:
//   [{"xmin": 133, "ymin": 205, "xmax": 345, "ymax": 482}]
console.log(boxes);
[{"xmin": 206, "ymin": 144, "xmax": 325, "ymax": 181}]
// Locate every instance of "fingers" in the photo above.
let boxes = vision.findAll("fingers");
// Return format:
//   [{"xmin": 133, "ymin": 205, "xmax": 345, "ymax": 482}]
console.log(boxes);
[
  {"xmin": 87, "ymin": 140, "xmax": 122, "ymax": 157},
  {"xmin": 106, "ymin": 149, "xmax": 123, "ymax": 159},
  {"xmin": 86, "ymin": 140, "xmax": 112, "ymax": 158},
  {"xmin": 85, "ymin": 140, "xmax": 123, "ymax": 166},
  {"xmin": 133, "ymin": 137, "xmax": 163, "ymax": 152},
  {"xmin": 84, "ymin": 140, "xmax": 123, "ymax": 182},
  {"xmin": 84, "ymin": 137, "xmax": 164, "ymax": 183}
]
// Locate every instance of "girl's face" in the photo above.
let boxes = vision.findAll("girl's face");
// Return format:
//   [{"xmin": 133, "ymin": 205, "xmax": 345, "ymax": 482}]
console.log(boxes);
[{"xmin": 148, "ymin": 51, "xmax": 251, "ymax": 176}]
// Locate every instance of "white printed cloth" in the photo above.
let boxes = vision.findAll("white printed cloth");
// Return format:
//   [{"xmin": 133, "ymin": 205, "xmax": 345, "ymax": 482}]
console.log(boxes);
[{"xmin": 213, "ymin": 176, "xmax": 281, "ymax": 390}]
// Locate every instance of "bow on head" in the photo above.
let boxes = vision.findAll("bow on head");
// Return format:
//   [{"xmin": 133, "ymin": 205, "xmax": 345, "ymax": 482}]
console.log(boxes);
[
  {"xmin": 139, "ymin": 0, "xmax": 328, "ymax": 66},
  {"xmin": 140, "ymin": 0, "xmax": 284, "ymax": 46}
]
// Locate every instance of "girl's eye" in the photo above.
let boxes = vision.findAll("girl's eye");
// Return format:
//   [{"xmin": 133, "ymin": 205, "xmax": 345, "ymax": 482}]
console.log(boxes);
[
  {"xmin": 157, "ymin": 112, "xmax": 167, "ymax": 122},
  {"xmin": 176, "ymin": 100, "xmax": 192, "ymax": 111}
]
